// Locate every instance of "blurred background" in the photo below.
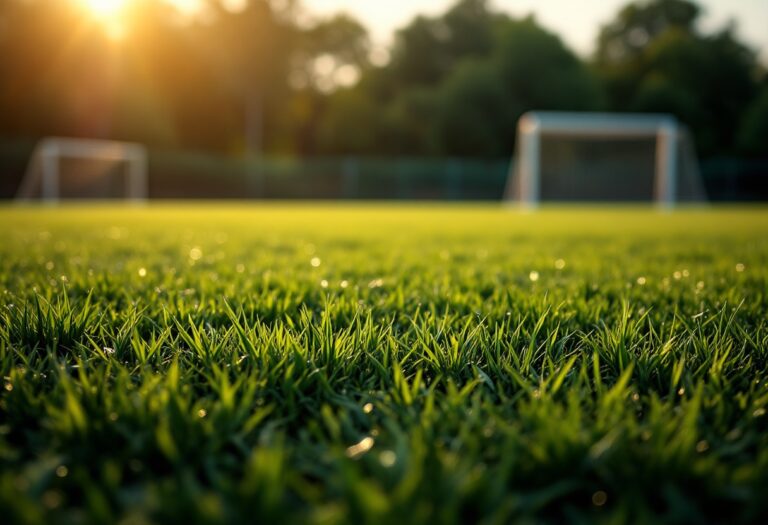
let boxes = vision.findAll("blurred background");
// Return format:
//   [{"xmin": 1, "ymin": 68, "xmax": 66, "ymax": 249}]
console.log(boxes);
[{"xmin": 0, "ymin": 0, "xmax": 766, "ymax": 201}]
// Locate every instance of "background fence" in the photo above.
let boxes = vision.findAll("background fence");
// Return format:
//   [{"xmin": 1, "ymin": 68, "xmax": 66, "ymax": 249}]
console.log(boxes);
[{"xmin": 1, "ymin": 140, "xmax": 767, "ymax": 201}]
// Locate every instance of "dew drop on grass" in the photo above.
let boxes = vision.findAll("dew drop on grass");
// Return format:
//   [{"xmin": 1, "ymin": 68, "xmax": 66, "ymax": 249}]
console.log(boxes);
[
  {"xmin": 320, "ymin": 280, "xmax": 329, "ymax": 288},
  {"xmin": 636, "ymin": 277, "xmax": 647, "ymax": 285},
  {"xmin": 189, "ymin": 247, "xmax": 203, "ymax": 261},
  {"xmin": 138, "ymin": 268, "xmax": 147, "ymax": 277},
  {"xmin": 592, "ymin": 491, "xmax": 608, "ymax": 507},
  {"xmin": 310, "ymin": 257, "xmax": 321, "ymax": 267},
  {"xmin": 735, "ymin": 263, "xmax": 745, "ymax": 272},
  {"xmin": 346, "ymin": 436, "xmax": 374, "ymax": 459},
  {"xmin": 55, "ymin": 465, "xmax": 68, "ymax": 478},
  {"xmin": 363, "ymin": 403, "xmax": 374, "ymax": 414},
  {"xmin": 340, "ymin": 280, "xmax": 349, "ymax": 289},
  {"xmin": 529, "ymin": 271, "xmax": 540, "ymax": 282},
  {"xmin": 554, "ymin": 259, "xmax": 566, "ymax": 270},
  {"xmin": 198, "ymin": 409, "xmax": 207, "ymax": 418},
  {"xmin": 379, "ymin": 450, "xmax": 397, "ymax": 467}
]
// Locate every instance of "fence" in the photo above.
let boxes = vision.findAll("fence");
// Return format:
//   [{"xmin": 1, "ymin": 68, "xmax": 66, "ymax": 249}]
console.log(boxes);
[
  {"xmin": 1, "ymin": 140, "xmax": 766, "ymax": 201},
  {"xmin": 147, "ymin": 153, "xmax": 510, "ymax": 200}
]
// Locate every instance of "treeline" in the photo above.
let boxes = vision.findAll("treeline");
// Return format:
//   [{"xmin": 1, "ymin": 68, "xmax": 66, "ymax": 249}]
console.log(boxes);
[{"xmin": 0, "ymin": 0, "xmax": 766, "ymax": 158}]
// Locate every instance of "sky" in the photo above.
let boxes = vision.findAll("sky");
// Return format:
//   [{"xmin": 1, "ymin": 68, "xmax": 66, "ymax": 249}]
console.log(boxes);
[{"xmin": 301, "ymin": 0, "xmax": 768, "ymax": 62}]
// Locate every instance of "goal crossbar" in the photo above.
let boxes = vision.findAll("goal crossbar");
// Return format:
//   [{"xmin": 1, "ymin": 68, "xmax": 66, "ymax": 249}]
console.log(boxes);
[
  {"xmin": 507, "ymin": 111, "xmax": 681, "ymax": 207},
  {"xmin": 16, "ymin": 137, "xmax": 148, "ymax": 202}
]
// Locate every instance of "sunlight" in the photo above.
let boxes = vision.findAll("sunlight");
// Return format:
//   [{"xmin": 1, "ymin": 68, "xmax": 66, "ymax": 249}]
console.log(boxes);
[
  {"xmin": 170, "ymin": 0, "xmax": 202, "ymax": 16},
  {"xmin": 83, "ymin": 0, "xmax": 128, "ymax": 19},
  {"xmin": 77, "ymin": 1, "xmax": 205, "ymax": 39},
  {"xmin": 79, "ymin": 0, "xmax": 129, "ymax": 40}
]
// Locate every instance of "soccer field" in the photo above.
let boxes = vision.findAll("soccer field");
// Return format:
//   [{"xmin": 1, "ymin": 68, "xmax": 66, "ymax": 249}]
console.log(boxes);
[{"xmin": 1, "ymin": 205, "xmax": 767, "ymax": 523}]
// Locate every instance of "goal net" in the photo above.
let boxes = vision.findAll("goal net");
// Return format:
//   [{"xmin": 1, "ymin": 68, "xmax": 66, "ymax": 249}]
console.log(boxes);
[
  {"xmin": 504, "ymin": 112, "xmax": 706, "ymax": 207},
  {"xmin": 16, "ymin": 138, "xmax": 148, "ymax": 202}
]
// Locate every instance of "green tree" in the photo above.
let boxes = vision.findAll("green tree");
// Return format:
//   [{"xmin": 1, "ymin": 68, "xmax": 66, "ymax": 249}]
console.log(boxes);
[
  {"xmin": 596, "ymin": 0, "xmax": 699, "ymax": 65},
  {"xmin": 595, "ymin": 0, "xmax": 760, "ymax": 156},
  {"xmin": 738, "ymin": 84, "xmax": 768, "ymax": 155},
  {"xmin": 196, "ymin": 1, "xmax": 297, "ymax": 154},
  {"xmin": 318, "ymin": 2, "xmax": 601, "ymax": 157},
  {"xmin": 286, "ymin": 13, "xmax": 370, "ymax": 155},
  {"xmin": 384, "ymin": 0, "xmax": 500, "ymax": 89},
  {"xmin": 436, "ymin": 18, "xmax": 601, "ymax": 157}
]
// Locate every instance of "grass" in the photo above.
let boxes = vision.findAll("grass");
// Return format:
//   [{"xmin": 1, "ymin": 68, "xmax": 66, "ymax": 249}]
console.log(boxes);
[{"xmin": 0, "ymin": 204, "xmax": 767, "ymax": 524}]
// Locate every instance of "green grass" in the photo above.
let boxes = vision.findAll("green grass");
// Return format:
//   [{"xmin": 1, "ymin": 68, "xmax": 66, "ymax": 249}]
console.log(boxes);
[{"xmin": 1, "ymin": 204, "xmax": 767, "ymax": 524}]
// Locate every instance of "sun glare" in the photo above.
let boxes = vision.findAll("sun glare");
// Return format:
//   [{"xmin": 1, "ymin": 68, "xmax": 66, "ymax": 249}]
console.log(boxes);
[
  {"xmin": 77, "ymin": 0, "xmax": 204, "ymax": 40},
  {"xmin": 83, "ymin": 0, "xmax": 128, "ymax": 18},
  {"xmin": 79, "ymin": 0, "xmax": 129, "ymax": 40}
]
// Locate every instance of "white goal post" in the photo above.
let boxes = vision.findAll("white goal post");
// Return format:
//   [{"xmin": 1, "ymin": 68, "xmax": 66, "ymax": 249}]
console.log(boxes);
[
  {"xmin": 504, "ymin": 111, "xmax": 701, "ymax": 207},
  {"xmin": 16, "ymin": 138, "xmax": 148, "ymax": 202}
]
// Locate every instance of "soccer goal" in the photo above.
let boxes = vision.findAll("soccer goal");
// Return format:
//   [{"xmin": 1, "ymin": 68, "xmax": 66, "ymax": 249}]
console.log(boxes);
[
  {"xmin": 16, "ymin": 138, "xmax": 148, "ymax": 202},
  {"xmin": 504, "ymin": 112, "xmax": 706, "ymax": 207}
]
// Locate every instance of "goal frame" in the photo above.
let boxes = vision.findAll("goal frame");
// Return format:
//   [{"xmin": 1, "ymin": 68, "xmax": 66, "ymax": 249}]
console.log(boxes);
[
  {"xmin": 505, "ymin": 112, "xmax": 681, "ymax": 207},
  {"xmin": 16, "ymin": 138, "xmax": 148, "ymax": 202}
]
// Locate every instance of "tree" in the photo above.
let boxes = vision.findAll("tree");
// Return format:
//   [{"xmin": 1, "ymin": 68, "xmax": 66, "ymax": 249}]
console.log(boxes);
[
  {"xmin": 317, "ymin": 3, "xmax": 601, "ymax": 157},
  {"xmin": 632, "ymin": 28, "xmax": 758, "ymax": 154},
  {"xmin": 313, "ymin": 0, "xmax": 506, "ymax": 156},
  {"xmin": 316, "ymin": 88, "xmax": 380, "ymax": 154},
  {"xmin": 196, "ymin": 1, "xmax": 296, "ymax": 154},
  {"xmin": 596, "ymin": 0, "xmax": 699, "ymax": 64},
  {"xmin": 435, "ymin": 17, "xmax": 602, "ymax": 157},
  {"xmin": 594, "ymin": 0, "xmax": 760, "ymax": 156},
  {"xmin": 385, "ymin": 0, "xmax": 500, "ymax": 88},
  {"xmin": 286, "ymin": 14, "xmax": 370, "ymax": 155},
  {"xmin": 738, "ymin": 84, "xmax": 768, "ymax": 155},
  {"xmin": 0, "ymin": 0, "xmax": 362, "ymax": 155},
  {"xmin": 0, "ymin": 1, "xmax": 113, "ymax": 138}
]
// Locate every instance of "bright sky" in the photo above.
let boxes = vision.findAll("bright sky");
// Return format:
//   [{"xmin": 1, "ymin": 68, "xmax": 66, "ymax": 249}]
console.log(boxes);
[{"xmin": 302, "ymin": 0, "xmax": 768, "ymax": 62}]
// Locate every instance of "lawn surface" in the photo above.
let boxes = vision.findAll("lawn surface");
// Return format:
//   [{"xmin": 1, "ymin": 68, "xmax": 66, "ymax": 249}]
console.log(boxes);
[{"xmin": 1, "ymin": 204, "xmax": 767, "ymax": 524}]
